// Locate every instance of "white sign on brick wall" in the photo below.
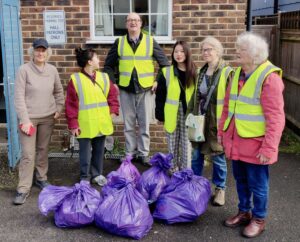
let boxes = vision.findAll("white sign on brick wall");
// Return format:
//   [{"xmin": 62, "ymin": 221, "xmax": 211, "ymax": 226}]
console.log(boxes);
[{"xmin": 43, "ymin": 10, "xmax": 66, "ymax": 45}]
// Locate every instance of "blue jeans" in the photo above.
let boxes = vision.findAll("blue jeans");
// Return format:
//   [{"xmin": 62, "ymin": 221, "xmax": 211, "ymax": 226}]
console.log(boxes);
[
  {"xmin": 232, "ymin": 160, "xmax": 269, "ymax": 219},
  {"xmin": 192, "ymin": 148, "xmax": 227, "ymax": 189},
  {"xmin": 77, "ymin": 136, "xmax": 106, "ymax": 180}
]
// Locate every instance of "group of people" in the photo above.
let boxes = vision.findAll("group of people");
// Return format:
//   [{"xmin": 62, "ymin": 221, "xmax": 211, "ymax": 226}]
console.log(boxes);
[{"xmin": 13, "ymin": 12, "xmax": 285, "ymax": 239}]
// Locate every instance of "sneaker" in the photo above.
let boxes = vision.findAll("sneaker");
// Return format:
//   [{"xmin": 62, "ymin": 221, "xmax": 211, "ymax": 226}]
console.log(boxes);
[
  {"xmin": 212, "ymin": 187, "xmax": 225, "ymax": 206},
  {"xmin": 139, "ymin": 156, "xmax": 151, "ymax": 167},
  {"xmin": 92, "ymin": 175, "xmax": 107, "ymax": 186},
  {"xmin": 35, "ymin": 180, "xmax": 50, "ymax": 190},
  {"xmin": 13, "ymin": 192, "xmax": 30, "ymax": 205}
]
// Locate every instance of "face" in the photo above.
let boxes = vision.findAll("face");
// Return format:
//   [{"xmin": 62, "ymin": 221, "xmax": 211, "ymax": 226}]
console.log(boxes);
[
  {"xmin": 236, "ymin": 44, "xmax": 252, "ymax": 66},
  {"xmin": 126, "ymin": 13, "xmax": 142, "ymax": 33},
  {"xmin": 201, "ymin": 43, "xmax": 218, "ymax": 64},
  {"xmin": 173, "ymin": 44, "xmax": 186, "ymax": 64},
  {"xmin": 33, "ymin": 47, "xmax": 47, "ymax": 65},
  {"xmin": 88, "ymin": 53, "xmax": 100, "ymax": 70}
]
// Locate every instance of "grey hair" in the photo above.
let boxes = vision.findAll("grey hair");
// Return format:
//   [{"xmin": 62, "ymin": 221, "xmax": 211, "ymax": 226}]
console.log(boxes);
[
  {"xmin": 28, "ymin": 46, "xmax": 52, "ymax": 62},
  {"xmin": 200, "ymin": 36, "xmax": 224, "ymax": 58},
  {"xmin": 236, "ymin": 32, "xmax": 269, "ymax": 65}
]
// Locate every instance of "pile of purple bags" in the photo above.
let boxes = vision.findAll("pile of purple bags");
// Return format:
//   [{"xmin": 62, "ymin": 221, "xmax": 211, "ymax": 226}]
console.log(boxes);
[{"xmin": 38, "ymin": 153, "xmax": 211, "ymax": 240}]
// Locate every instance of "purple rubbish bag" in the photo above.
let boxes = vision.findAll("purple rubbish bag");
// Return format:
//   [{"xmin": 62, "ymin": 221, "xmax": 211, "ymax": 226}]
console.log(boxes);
[
  {"xmin": 137, "ymin": 152, "xmax": 172, "ymax": 203},
  {"xmin": 116, "ymin": 154, "xmax": 140, "ymax": 184},
  {"xmin": 95, "ymin": 173, "xmax": 153, "ymax": 240},
  {"xmin": 153, "ymin": 169, "xmax": 211, "ymax": 224},
  {"xmin": 38, "ymin": 180, "xmax": 101, "ymax": 228}
]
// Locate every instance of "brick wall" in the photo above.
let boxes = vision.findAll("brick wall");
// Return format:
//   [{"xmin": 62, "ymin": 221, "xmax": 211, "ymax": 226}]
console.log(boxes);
[{"xmin": 20, "ymin": 0, "xmax": 246, "ymax": 153}]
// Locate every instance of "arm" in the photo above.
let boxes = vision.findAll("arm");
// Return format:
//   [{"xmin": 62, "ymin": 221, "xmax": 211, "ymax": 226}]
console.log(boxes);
[
  {"xmin": 107, "ymin": 80, "xmax": 120, "ymax": 116},
  {"xmin": 103, "ymin": 39, "xmax": 119, "ymax": 84},
  {"xmin": 65, "ymin": 80, "xmax": 79, "ymax": 130},
  {"xmin": 258, "ymin": 73, "xmax": 285, "ymax": 161},
  {"xmin": 153, "ymin": 39, "xmax": 170, "ymax": 68},
  {"xmin": 14, "ymin": 66, "xmax": 31, "ymax": 124},
  {"xmin": 155, "ymin": 69, "xmax": 167, "ymax": 122},
  {"xmin": 53, "ymin": 68, "xmax": 64, "ymax": 118}
]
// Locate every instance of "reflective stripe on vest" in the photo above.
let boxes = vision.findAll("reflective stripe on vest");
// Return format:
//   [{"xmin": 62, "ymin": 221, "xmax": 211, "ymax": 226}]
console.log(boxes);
[
  {"xmin": 223, "ymin": 60, "xmax": 282, "ymax": 137},
  {"xmin": 118, "ymin": 33, "xmax": 154, "ymax": 88},
  {"xmin": 216, "ymin": 66, "xmax": 233, "ymax": 128},
  {"xmin": 71, "ymin": 72, "xmax": 113, "ymax": 138},
  {"xmin": 163, "ymin": 66, "xmax": 195, "ymax": 133}
]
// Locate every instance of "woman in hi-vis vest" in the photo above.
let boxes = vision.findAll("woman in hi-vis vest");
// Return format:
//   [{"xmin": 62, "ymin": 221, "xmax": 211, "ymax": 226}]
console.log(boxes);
[
  {"xmin": 187, "ymin": 36, "xmax": 233, "ymax": 207},
  {"xmin": 155, "ymin": 41, "xmax": 196, "ymax": 172},
  {"xmin": 65, "ymin": 48, "xmax": 119, "ymax": 186},
  {"xmin": 218, "ymin": 32, "xmax": 285, "ymax": 238}
]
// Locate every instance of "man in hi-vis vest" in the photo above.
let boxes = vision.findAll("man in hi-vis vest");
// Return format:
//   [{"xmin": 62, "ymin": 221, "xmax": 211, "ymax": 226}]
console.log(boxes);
[{"xmin": 104, "ymin": 12, "xmax": 169, "ymax": 165}]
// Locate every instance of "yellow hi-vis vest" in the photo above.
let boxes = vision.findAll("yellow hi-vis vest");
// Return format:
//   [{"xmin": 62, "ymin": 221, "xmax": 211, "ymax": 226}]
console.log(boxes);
[
  {"xmin": 223, "ymin": 60, "xmax": 282, "ymax": 138},
  {"xmin": 71, "ymin": 71, "xmax": 113, "ymax": 138},
  {"xmin": 216, "ymin": 66, "xmax": 234, "ymax": 129},
  {"xmin": 118, "ymin": 33, "xmax": 154, "ymax": 88},
  {"xmin": 163, "ymin": 66, "xmax": 195, "ymax": 133}
]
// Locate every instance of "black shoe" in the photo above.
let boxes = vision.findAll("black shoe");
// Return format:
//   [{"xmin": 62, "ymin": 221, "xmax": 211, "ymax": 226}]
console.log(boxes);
[
  {"xmin": 35, "ymin": 180, "xmax": 50, "ymax": 189},
  {"xmin": 140, "ymin": 156, "xmax": 151, "ymax": 167},
  {"xmin": 13, "ymin": 192, "xmax": 30, "ymax": 205}
]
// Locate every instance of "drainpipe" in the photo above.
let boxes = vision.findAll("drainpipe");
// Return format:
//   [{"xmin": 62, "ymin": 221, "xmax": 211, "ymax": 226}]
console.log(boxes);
[
  {"xmin": 274, "ymin": 0, "xmax": 279, "ymax": 14},
  {"xmin": 246, "ymin": 0, "xmax": 252, "ymax": 31}
]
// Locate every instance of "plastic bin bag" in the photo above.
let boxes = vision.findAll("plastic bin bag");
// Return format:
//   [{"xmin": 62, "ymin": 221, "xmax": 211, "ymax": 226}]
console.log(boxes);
[
  {"xmin": 137, "ymin": 152, "xmax": 172, "ymax": 203},
  {"xmin": 116, "ymin": 154, "xmax": 140, "ymax": 185},
  {"xmin": 153, "ymin": 169, "xmax": 211, "ymax": 224},
  {"xmin": 95, "ymin": 173, "xmax": 153, "ymax": 240},
  {"xmin": 38, "ymin": 180, "xmax": 101, "ymax": 228}
]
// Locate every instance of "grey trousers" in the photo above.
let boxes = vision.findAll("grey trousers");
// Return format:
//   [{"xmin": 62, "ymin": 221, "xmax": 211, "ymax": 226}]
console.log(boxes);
[
  {"xmin": 120, "ymin": 89, "xmax": 153, "ymax": 157},
  {"xmin": 17, "ymin": 115, "xmax": 54, "ymax": 193}
]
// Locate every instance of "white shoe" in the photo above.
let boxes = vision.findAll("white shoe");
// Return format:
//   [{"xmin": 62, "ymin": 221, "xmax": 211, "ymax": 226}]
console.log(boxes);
[{"xmin": 92, "ymin": 175, "xmax": 107, "ymax": 186}]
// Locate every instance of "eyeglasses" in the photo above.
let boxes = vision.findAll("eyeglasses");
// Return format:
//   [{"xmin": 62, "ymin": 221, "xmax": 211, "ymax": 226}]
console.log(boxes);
[
  {"xmin": 201, "ymin": 48, "xmax": 214, "ymax": 53},
  {"xmin": 126, "ymin": 19, "xmax": 141, "ymax": 23}
]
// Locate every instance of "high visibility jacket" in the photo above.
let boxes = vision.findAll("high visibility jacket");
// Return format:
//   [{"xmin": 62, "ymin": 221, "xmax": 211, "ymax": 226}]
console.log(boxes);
[
  {"xmin": 71, "ymin": 72, "xmax": 113, "ymax": 138},
  {"xmin": 163, "ymin": 66, "xmax": 195, "ymax": 133},
  {"xmin": 216, "ymin": 66, "xmax": 234, "ymax": 129},
  {"xmin": 223, "ymin": 60, "xmax": 282, "ymax": 137},
  {"xmin": 118, "ymin": 33, "xmax": 154, "ymax": 88}
]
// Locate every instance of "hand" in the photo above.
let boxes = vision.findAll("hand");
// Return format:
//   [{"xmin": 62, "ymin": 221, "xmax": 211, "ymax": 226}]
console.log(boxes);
[
  {"xmin": 151, "ymin": 81, "xmax": 158, "ymax": 93},
  {"xmin": 70, "ymin": 128, "xmax": 80, "ymax": 137},
  {"xmin": 111, "ymin": 113, "xmax": 117, "ymax": 122},
  {"xmin": 54, "ymin": 112, "xmax": 60, "ymax": 119},
  {"xmin": 20, "ymin": 122, "xmax": 34, "ymax": 135},
  {"xmin": 256, "ymin": 153, "xmax": 270, "ymax": 164}
]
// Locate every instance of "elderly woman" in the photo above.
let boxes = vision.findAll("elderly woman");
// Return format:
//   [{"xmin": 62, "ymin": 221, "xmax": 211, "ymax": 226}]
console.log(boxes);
[
  {"xmin": 14, "ymin": 38, "xmax": 64, "ymax": 205},
  {"xmin": 219, "ymin": 32, "xmax": 285, "ymax": 238},
  {"xmin": 187, "ymin": 36, "xmax": 233, "ymax": 206}
]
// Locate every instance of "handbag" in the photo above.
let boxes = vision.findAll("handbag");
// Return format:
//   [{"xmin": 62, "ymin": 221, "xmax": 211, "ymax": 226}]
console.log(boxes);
[{"xmin": 185, "ymin": 67, "xmax": 223, "ymax": 142}]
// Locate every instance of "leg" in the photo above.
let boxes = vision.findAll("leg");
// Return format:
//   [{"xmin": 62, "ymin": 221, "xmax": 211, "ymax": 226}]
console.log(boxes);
[
  {"xmin": 120, "ymin": 89, "xmax": 137, "ymax": 156},
  {"xmin": 212, "ymin": 153, "xmax": 227, "ymax": 189},
  {"xmin": 191, "ymin": 147, "xmax": 205, "ymax": 176},
  {"xmin": 232, "ymin": 160, "xmax": 252, "ymax": 212},
  {"xmin": 17, "ymin": 126, "xmax": 37, "ymax": 193},
  {"xmin": 90, "ymin": 136, "xmax": 106, "ymax": 178},
  {"xmin": 77, "ymin": 138, "xmax": 92, "ymax": 180},
  {"xmin": 35, "ymin": 116, "xmax": 54, "ymax": 182},
  {"xmin": 136, "ymin": 91, "xmax": 152, "ymax": 157},
  {"xmin": 166, "ymin": 129, "xmax": 180, "ymax": 172}
]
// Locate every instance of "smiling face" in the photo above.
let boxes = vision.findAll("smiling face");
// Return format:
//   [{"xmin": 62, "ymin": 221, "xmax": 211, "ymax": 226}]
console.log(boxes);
[
  {"xmin": 33, "ymin": 47, "xmax": 47, "ymax": 65},
  {"xmin": 126, "ymin": 13, "xmax": 142, "ymax": 34},
  {"xmin": 201, "ymin": 43, "xmax": 218, "ymax": 64},
  {"xmin": 173, "ymin": 44, "xmax": 186, "ymax": 64}
]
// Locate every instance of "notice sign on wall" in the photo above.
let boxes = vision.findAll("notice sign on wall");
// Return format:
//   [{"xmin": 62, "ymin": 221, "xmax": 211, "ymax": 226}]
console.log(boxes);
[{"xmin": 44, "ymin": 10, "xmax": 66, "ymax": 45}]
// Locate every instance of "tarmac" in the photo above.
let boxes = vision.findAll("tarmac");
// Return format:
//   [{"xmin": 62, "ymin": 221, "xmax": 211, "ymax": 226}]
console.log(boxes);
[{"xmin": 0, "ymin": 152, "xmax": 299, "ymax": 242}]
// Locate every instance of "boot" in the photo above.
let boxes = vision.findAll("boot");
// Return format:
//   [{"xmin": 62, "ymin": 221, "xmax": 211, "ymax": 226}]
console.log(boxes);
[
  {"xmin": 242, "ymin": 218, "xmax": 265, "ymax": 238},
  {"xmin": 212, "ymin": 187, "xmax": 225, "ymax": 206},
  {"xmin": 224, "ymin": 211, "xmax": 252, "ymax": 228}
]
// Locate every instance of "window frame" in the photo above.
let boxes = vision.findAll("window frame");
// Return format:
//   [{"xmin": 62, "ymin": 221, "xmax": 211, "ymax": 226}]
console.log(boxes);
[{"xmin": 88, "ymin": 0, "xmax": 174, "ymax": 44}]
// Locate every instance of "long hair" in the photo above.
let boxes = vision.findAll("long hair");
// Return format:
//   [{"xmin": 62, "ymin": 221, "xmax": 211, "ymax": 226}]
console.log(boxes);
[
  {"xmin": 171, "ymin": 40, "xmax": 197, "ymax": 88},
  {"xmin": 75, "ymin": 47, "xmax": 96, "ymax": 68}
]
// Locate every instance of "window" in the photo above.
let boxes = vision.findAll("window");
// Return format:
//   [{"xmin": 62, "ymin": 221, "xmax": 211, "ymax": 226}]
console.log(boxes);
[{"xmin": 89, "ymin": 0, "xmax": 173, "ymax": 43}]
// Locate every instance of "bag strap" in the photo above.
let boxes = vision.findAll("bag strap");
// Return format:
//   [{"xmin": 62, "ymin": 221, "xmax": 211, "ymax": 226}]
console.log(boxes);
[{"xmin": 202, "ymin": 67, "xmax": 224, "ymax": 113}]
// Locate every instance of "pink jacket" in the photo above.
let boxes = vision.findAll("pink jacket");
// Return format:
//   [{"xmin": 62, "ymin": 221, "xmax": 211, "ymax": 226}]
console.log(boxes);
[{"xmin": 218, "ymin": 72, "xmax": 285, "ymax": 165}]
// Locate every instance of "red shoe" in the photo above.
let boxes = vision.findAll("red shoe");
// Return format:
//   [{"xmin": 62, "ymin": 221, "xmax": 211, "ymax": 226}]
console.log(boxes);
[
  {"xmin": 224, "ymin": 211, "xmax": 252, "ymax": 228},
  {"xmin": 242, "ymin": 218, "xmax": 266, "ymax": 238}
]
